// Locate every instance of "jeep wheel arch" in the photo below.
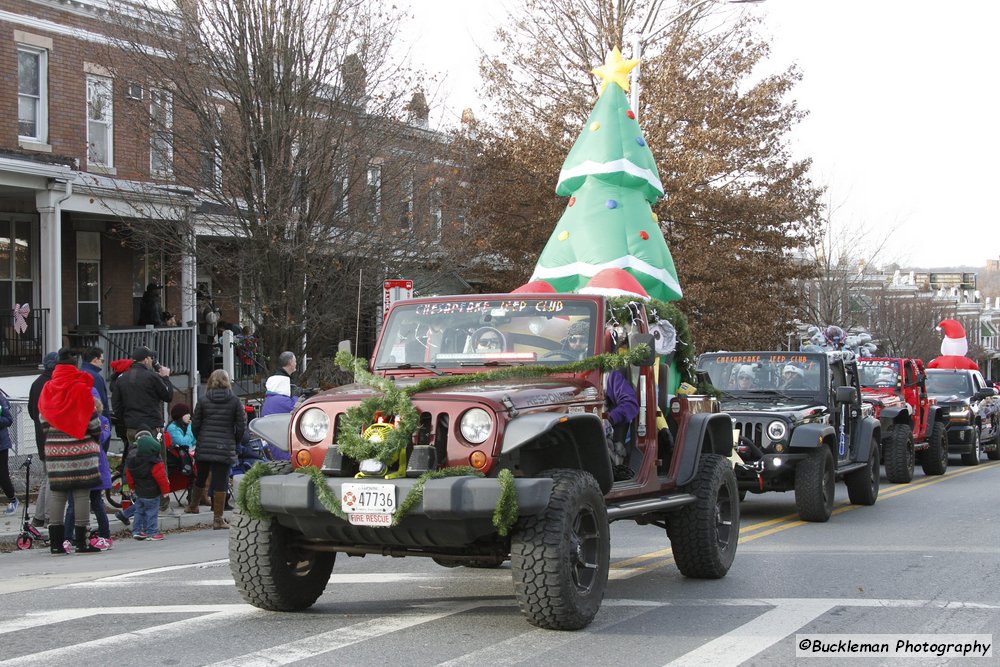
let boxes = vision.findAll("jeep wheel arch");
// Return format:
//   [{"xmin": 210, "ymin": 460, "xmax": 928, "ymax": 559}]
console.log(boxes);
[
  {"xmin": 788, "ymin": 423, "xmax": 835, "ymax": 450},
  {"xmin": 674, "ymin": 413, "xmax": 735, "ymax": 487},
  {"xmin": 501, "ymin": 413, "xmax": 613, "ymax": 494}
]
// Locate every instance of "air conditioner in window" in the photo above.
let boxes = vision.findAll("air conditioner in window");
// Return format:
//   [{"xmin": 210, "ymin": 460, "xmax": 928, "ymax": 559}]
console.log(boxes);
[{"xmin": 126, "ymin": 83, "xmax": 144, "ymax": 100}]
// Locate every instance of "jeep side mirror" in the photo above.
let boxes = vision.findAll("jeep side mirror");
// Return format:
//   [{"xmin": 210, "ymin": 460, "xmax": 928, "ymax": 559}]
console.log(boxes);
[
  {"xmin": 836, "ymin": 386, "xmax": 857, "ymax": 404},
  {"xmin": 975, "ymin": 387, "xmax": 997, "ymax": 400},
  {"xmin": 628, "ymin": 333, "xmax": 656, "ymax": 367}
]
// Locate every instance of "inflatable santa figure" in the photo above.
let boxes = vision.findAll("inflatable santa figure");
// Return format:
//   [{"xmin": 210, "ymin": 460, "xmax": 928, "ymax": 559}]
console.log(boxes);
[{"xmin": 927, "ymin": 319, "xmax": 980, "ymax": 370}]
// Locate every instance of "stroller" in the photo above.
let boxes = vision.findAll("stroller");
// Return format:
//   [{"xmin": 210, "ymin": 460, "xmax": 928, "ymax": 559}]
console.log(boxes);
[{"xmin": 15, "ymin": 455, "xmax": 49, "ymax": 550}]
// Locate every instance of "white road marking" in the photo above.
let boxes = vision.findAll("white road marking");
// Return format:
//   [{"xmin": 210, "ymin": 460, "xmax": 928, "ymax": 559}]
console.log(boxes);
[
  {"xmin": 664, "ymin": 599, "xmax": 835, "ymax": 667},
  {"xmin": 203, "ymin": 603, "xmax": 486, "ymax": 667},
  {"xmin": 0, "ymin": 606, "xmax": 259, "ymax": 667},
  {"xmin": 60, "ymin": 572, "xmax": 449, "ymax": 588}
]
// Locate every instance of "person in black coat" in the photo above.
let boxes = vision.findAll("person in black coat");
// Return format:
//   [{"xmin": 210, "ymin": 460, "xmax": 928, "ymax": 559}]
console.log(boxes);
[
  {"xmin": 188, "ymin": 369, "xmax": 245, "ymax": 529},
  {"xmin": 137, "ymin": 282, "xmax": 163, "ymax": 327},
  {"xmin": 111, "ymin": 346, "xmax": 174, "ymax": 475}
]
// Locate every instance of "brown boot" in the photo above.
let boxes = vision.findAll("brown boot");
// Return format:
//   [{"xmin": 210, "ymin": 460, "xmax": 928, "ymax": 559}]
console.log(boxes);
[
  {"xmin": 185, "ymin": 486, "xmax": 204, "ymax": 514},
  {"xmin": 200, "ymin": 472, "xmax": 212, "ymax": 507},
  {"xmin": 212, "ymin": 491, "xmax": 229, "ymax": 530}
]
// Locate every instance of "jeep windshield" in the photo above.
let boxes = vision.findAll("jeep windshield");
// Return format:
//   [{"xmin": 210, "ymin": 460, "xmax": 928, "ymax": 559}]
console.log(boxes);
[
  {"xmin": 374, "ymin": 297, "xmax": 599, "ymax": 370},
  {"xmin": 925, "ymin": 370, "xmax": 973, "ymax": 399},
  {"xmin": 698, "ymin": 352, "xmax": 827, "ymax": 396},
  {"xmin": 858, "ymin": 359, "xmax": 901, "ymax": 389}
]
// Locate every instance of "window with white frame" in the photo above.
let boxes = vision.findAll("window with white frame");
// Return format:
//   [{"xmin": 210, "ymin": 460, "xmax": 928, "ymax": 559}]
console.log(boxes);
[
  {"xmin": 76, "ymin": 232, "xmax": 101, "ymax": 326},
  {"xmin": 150, "ymin": 88, "xmax": 174, "ymax": 176},
  {"xmin": 200, "ymin": 106, "xmax": 223, "ymax": 190},
  {"xmin": 367, "ymin": 164, "xmax": 381, "ymax": 218},
  {"xmin": 86, "ymin": 74, "xmax": 114, "ymax": 166},
  {"xmin": 17, "ymin": 46, "xmax": 47, "ymax": 142},
  {"xmin": 330, "ymin": 165, "xmax": 348, "ymax": 218}
]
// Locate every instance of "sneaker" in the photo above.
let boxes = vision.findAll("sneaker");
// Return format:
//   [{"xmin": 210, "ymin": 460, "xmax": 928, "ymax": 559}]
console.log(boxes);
[
  {"xmin": 133, "ymin": 533, "xmax": 146, "ymax": 541},
  {"xmin": 115, "ymin": 511, "xmax": 130, "ymax": 527},
  {"xmin": 4, "ymin": 498, "xmax": 17, "ymax": 515},
  {"xmin": 91, "ymin": 537, "xmax": 113, "ymax": 551},
  {"xmin": 147, "ymin": 533, "xmax": 164, "ymax": 541},
  {"xmin": 62, "ymin": 540, "xmax": 75, "ymax": 553}
]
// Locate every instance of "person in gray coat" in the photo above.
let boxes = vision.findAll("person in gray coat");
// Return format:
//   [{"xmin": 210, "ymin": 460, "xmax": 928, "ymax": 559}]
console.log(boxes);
[{"xmin": 188, "ymin": 369, "xmax": 245, "ymax": 529}]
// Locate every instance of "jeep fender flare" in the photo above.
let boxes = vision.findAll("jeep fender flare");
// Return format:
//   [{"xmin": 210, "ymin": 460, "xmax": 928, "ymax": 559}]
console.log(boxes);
[
  {"xmin": 674, "ymin": 413, "xmax": 735, "ymax": 487},
  {"xmin": 788, "ymin": 423, "xmax": 836, "ymax": 450},
  {"xmin": 877, "ymin": 406, "xmax": 911, "ymax": 437},
  {"xmin": 500, "ymin": 412, "xmax": 613, "ymax": 494},
  {"xmin": 927, "ymin": 405, "xmax": 947, "ymax": 424},
  {"xmin": 855, "ymin": 417, "xmax": 881, "ymax": 461}
]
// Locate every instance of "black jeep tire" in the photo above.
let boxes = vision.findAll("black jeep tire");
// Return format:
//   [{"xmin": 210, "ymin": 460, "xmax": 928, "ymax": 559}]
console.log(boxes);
[
  {"xmin": 229, "ymin": 462, "xmax": 335, "ymax": 611},
  {"xmin": 961, "ymin": 427, "xmax": 981, "ymax": 466},
  {"xmin": 921, "ymin": 421, "xmax": 948, "ymax": 475},
  {"xmin": 846, "ymin": 438, "xmax": 880, "ymax": 506},
  {"xmin": 666, "ymin": 454, "xmax": 739, "ymax": 579},
  {"xmin": 510, "ymin": 469, "xmax": 609, "ymax": 630},
  {"xmin": 795, "ymin": 447, "xmax": 834, "ymax": 522},
  {"xmin": 884, "ymin": 425, "xmax": 914, "ymax": 484}
]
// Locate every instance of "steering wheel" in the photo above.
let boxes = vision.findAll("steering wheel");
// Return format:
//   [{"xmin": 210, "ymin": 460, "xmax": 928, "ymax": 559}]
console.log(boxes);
[
  {"xmin": 471, "ymin": 326, "xmax": 506, "ymax": 351},
  {"xmin": 541, "ymin": 350, "xmax": 579, "ymax": 361}
]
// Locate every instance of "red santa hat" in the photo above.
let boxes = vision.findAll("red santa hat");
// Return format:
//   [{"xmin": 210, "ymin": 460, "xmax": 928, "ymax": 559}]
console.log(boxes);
[
  {"xmin": 511, "ymin": 279, "xmax": 556, "ymax": 294},
  {"xmin": 937, "ymin": 319, "xmax": 968, "ymax": 356},
  {"xmin": 579, "ymin": 268, "xmax": 650, "ymax": 299}
]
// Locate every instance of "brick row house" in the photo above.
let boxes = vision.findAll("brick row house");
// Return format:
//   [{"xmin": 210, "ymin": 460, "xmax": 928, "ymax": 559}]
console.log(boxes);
[{"xmin": 0, "ymin": 0, "xmax": 478, "ymax": 401}]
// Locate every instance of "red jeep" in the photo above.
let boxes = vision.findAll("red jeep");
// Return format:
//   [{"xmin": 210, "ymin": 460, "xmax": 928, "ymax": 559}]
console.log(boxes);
[
  {"xmin": 231, "ymin": 294, "xmax": 739, "ymax": 630},
  {"xmin": 858, "ymin": 357, "xmax": 948, "ymax": 482}
]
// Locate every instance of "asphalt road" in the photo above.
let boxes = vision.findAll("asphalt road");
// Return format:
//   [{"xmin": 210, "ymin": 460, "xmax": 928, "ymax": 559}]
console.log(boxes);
[{"xmin": 1, "ymin": 458, "xmax": 998, "ymax": 667}]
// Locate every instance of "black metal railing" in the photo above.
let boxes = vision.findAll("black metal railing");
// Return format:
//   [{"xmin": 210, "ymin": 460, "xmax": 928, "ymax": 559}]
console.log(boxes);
[{"xmin": 1, "ymin": 307, "xmax": 49, "ymax": 370}]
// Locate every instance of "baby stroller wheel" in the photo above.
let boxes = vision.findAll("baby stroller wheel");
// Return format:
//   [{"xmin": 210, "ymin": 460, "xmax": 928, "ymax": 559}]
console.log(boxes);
[{"xmin": 16, "ymin": 534, "xmax": 33, "ymax": 550}]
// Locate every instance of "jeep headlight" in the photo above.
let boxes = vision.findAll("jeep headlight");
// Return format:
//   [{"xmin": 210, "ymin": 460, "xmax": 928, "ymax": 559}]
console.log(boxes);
[
  {"xmin": 460, "ymin": 408, "xmax": 493, "ymax": 444},
  {"xmin": 299, "ymin": 408, "xmax": 330, "ymax": 443},
  {"xmin": 766, "ymin": 420, "xmax": 787, "ymax": 441}
]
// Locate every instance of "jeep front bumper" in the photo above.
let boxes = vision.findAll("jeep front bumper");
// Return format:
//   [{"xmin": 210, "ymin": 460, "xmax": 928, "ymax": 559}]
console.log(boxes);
[{"xmin": 259, "ymin": 473, "xmax": 553, "ymax": 520}]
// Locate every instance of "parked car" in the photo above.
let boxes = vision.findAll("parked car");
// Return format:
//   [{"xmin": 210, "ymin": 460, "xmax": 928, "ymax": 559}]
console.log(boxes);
[
  {"xmin": 232, "ymin": 294, "xmax": 740, "ymax": 630},
  {"xmin": 858, "ymin": 357, "xmax": 949, "ymax": 482},
  {"xmin": 697, "ymin": 350, "xmax": 881, "ymax": 522},
  {"xmin": 924, "ymin": 368, "xmax": 1000, "ymax": 464}
]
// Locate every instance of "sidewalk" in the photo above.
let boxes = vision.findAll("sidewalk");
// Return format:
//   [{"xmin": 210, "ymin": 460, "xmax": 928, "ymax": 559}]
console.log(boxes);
[{"xmin": 0, "ymin": 494, "xmax": 228, "ymax": 549}]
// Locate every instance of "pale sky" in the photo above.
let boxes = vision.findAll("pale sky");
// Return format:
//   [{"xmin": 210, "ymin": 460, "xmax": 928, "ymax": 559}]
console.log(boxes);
[{"xmin": 403, "ymin": 0, "xmax": 999, "ymax": 270}]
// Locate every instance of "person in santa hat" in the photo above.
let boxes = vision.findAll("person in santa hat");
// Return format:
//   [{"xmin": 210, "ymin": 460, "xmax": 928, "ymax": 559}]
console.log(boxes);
[{"xmin": 927, "ymin": 319, "xmax": 980, "ymax": 370}]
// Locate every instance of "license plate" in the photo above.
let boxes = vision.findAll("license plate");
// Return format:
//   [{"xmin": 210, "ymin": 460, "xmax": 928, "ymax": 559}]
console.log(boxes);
[{"xmin": 341, "ymin": 483, "xmax": 396, "ymax": 515}]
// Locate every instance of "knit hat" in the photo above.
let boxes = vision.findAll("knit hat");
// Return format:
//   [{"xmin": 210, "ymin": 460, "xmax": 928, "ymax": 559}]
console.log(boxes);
[
  {"xmin": 170, "ymin": 403, "xmax": 191, "ymax": 421},
  {"xmin": 737, "ymin": 365, "xmax": 755, "ymax": 379},
  {"xmin": 42, "ymin": 351, "xmax": 58, "ymax": 371},
  {"xmin": 782, "ymin": 364, "xmax": 804, "ymax": 378},
  {"xmin": 567, "ymin": 320, "xmax": 590, "ymax": 337},
  {"xmin": 135, "ymin": 433, "xmax": 160, "ymax": 457}
]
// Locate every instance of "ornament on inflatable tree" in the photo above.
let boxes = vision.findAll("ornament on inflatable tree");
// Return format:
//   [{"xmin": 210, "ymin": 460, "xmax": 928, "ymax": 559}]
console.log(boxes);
[
  {"xmin": 529, "ymin": 47, "xmax": 682, "ymax": 302},
  {"xmin": 927, "ymin": 319, "xmax": 980, "ymax": 370}
]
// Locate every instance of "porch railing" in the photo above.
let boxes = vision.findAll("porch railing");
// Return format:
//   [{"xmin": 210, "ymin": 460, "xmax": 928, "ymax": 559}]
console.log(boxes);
[
  {"xmin": 98, "ymin": 326, "xmax": 195, "ymax": 377},
  {"xmin": 0, "ymin": 307, "xmax": 49, "ymax": 370}
]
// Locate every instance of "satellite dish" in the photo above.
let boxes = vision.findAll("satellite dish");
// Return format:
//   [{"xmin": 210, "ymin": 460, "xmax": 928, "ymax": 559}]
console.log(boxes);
[{"xmin": 649, "ymin": 320, "xmax": 677, "ymax": 356}]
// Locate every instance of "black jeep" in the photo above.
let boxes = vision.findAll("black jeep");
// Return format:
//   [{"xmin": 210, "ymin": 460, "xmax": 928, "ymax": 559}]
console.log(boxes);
[{"xmin": 696, "ymin": 351, "xmax": 881, "ymax": 522}]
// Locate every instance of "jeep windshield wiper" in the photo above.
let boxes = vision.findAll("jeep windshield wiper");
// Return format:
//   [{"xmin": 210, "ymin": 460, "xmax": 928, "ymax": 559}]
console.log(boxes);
[
  {"xmin": 375, "ymin": 362, "xmax": 445, "ymax": 376},
  {"xmin": 747, "ymin": 389, "xmax": 794, "ymax": 400},
  {"xmin": 459, "ymin": 359, "xmax": 526, "ymax": 367}
]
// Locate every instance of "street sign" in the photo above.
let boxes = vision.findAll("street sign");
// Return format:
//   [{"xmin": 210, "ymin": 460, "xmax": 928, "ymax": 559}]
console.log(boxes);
[{"xmin": 383, "ymin": 279, "xmax": 413, "ymax": 313}]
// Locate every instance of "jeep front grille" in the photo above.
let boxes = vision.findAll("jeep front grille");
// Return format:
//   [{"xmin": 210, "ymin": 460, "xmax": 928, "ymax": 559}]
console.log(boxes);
[{"xmin": 734, "ymin": 420, "xmax": 763, "ymax": 448}]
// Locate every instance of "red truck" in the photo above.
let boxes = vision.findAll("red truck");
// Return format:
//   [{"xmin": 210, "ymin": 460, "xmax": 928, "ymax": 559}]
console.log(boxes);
[{"xmin": 858, "ymin": 357, "xmax": 949, "ymax": 483}]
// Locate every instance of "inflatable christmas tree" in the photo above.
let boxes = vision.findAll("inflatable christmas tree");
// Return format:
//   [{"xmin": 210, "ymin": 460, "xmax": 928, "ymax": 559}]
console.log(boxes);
[{"xmin": 529, "ymin": 47, "xmax": 682, "ymax": 302}]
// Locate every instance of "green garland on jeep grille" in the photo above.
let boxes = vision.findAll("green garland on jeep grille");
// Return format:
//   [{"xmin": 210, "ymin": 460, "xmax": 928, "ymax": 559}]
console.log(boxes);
[
  {"xmin": 235, "ymin": 462, "xmax": 520, "ymax": 535},
  {"xmin": 333, "ymin": 346, "xmax": 651, "ymax": 464}
]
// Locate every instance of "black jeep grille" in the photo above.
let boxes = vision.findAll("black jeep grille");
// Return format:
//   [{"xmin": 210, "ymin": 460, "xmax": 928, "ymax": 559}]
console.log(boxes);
[{"xmin": 734, "ymin": 420, "xmax": 764, "ymax": 448}]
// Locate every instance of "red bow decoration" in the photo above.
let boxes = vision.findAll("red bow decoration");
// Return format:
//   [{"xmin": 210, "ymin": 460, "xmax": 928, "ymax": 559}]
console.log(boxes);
[{"xmin": 12, "ymin": 303, "xmax": 29, "ymax": 334}]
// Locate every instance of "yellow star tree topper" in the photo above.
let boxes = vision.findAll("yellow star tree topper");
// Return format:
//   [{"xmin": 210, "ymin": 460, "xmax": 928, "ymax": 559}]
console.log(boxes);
[{"xmin": 590, "ymin": 46, "xmax": 639, "ymax": 94}]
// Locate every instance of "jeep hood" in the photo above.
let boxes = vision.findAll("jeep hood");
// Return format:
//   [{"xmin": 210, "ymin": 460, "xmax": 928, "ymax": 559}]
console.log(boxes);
[
  {"xmin": 719, "ymin": 401, "xmax": 828, "ymax": 422},
  {"xmin": 861, "ymin": 388, "xmax": 905, "ymax": 408},
  {"xmin": 313, "ymin": 377, "xmax": 597, "ymax": 411}
]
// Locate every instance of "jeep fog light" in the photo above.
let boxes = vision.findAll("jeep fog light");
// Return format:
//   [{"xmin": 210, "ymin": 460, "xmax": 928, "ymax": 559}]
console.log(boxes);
[
  {"xmin": 299, "ymin": 408, "xmax": 330, "ymax": 443},
  {"xmin": 766, "ymin": 420, "xmax": 787, "ymax": 441},
  {"xmin": 460, "ymin": 408, "xmax": 493, "ymax": 444},
  {"xmin": 359, "ymin": 459, "xmax": 388, "ymax": 476},
  {"xmin": 772, "ymin": 457, "xmax": 782, "ymax": 467}
]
